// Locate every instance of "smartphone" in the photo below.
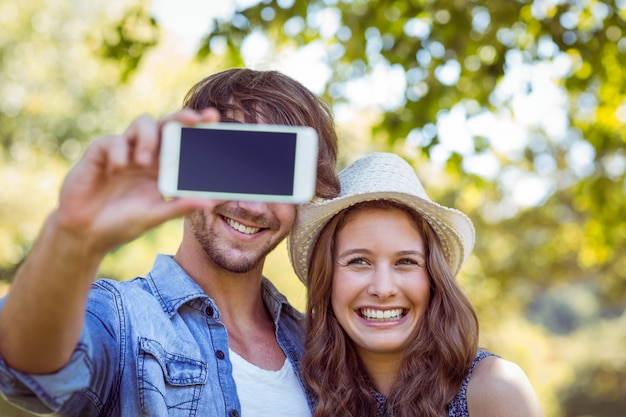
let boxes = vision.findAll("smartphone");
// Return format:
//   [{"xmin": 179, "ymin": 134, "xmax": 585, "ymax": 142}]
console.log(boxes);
[{"xmin": 158, "ymin": 122, "xmax": 319, "ymax": 203}]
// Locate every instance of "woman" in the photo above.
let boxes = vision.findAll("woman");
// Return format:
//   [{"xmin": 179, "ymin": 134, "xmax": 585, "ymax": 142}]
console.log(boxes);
[{"xmin": 288, "ymin": 152, "xmax": 545, "ymax": 417}]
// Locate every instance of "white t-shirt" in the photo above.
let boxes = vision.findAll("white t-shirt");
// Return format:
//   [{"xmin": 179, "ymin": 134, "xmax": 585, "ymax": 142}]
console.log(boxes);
[{"xmin": 229, "ymin": 349, "xmax": 311, "ymax": 417}]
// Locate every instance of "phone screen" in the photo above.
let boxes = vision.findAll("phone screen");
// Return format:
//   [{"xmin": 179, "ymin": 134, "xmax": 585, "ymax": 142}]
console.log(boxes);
[{"xmin": 177, "ymin": 127, "xmax": 297, "ymax": 195}]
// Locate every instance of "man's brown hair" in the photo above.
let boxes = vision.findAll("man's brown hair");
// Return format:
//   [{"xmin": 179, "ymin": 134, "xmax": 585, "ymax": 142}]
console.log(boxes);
[{"xmin": 183, "ymin": 68, "xmax": 340, "ymax": 199}]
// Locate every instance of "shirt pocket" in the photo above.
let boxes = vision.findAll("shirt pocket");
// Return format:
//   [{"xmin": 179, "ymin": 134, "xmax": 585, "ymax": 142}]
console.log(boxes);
[{"xmin": 137, "ymin": 337, "xmax": 207, "ymax": 417}]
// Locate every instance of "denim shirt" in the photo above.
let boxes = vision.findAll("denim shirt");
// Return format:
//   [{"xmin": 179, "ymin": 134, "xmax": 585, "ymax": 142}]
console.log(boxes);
[{"xmin": 0, "ymin": 254, "xmax": 310, "ymax": 417}]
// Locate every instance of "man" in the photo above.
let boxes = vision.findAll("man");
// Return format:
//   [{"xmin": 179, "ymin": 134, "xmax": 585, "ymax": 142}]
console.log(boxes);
[{"xmin": 0, "ymin": 69, "xmax": 340, "ymax": 416}]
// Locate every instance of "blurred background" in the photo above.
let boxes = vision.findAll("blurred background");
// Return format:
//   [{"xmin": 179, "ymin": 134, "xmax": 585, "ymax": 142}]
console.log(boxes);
[{"xmin": 1, "ymin": 0, "xmax": 625, "ymax": 416}]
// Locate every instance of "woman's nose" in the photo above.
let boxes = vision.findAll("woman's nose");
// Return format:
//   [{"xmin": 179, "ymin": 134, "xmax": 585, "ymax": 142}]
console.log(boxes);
[{"xmin": 367, "ymin": 267, "xmax": 398, "ymax": 299}]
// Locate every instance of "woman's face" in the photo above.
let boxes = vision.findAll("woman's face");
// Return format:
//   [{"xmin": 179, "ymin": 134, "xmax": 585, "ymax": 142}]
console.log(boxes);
[{"xmin": 331, "ymin": 206, "xmax": 431, "ymax": 362}]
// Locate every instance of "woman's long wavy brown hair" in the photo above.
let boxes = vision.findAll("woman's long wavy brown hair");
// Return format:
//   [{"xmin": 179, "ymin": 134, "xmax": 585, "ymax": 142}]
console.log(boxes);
[{"xmin": 300, "ymin": 200, "xmax": 479, "ymax": 417}]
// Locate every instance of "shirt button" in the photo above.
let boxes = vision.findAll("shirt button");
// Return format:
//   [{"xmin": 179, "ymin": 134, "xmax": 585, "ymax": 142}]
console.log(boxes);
[
  {"xmin": 215, "ymin": 350, "xmax": 225, "ymax": 359},
  {"xmin": 205, "ymin": 306, "xmax": 214, "ymax": 317},
  {"xmin": 229, "ymin": 410, "xmax": 239, "ymax": 417}
]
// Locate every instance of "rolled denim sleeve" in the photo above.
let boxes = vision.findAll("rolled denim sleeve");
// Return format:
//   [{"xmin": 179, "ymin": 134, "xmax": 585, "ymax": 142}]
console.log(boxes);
[
  {"xmin": 0, "ymin": 340, "xmax": 94, "ymax": 414},
  {"xmin": 0, "ymin": 284, "xmax": 123, "ymax": 415}
]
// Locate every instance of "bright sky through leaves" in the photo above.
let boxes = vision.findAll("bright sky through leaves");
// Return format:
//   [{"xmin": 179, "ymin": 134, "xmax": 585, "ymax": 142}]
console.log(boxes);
[{"xmin": 151, "ymin": 0, "xmax": 596, "ymax": 210}]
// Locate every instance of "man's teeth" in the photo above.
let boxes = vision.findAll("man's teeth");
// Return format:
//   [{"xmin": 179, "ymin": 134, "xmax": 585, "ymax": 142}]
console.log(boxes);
[
  {"xmin": 225, "ymin": 218, "xmax": 261, "ymax": 235},
  {"xmin": 360, "ymin": 308, "xmax": 404, "ymax": 321}
]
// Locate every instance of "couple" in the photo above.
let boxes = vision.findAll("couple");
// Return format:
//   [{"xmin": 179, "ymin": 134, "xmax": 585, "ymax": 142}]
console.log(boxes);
[{"xmin": 0, "ymin": 69, "xmax": 544, "ymax": 416}]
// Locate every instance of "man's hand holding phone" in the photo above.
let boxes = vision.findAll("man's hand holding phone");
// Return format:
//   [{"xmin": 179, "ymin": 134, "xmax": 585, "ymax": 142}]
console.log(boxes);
[{"xmin": 54, "ymin": 109, "xmax": 220, "ymax": 255}]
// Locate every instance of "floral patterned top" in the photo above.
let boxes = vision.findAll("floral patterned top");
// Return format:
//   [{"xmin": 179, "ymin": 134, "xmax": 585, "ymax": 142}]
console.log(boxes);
[{"xmin": 372, "ymin": 349, "xmax": 495, "ymax": 417}]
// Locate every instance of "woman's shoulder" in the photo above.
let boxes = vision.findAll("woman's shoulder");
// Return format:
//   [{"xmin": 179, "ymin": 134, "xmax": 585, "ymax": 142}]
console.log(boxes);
[{"xmin": 466, "ymin": 354, "xmax": 545, "ymax": 417}]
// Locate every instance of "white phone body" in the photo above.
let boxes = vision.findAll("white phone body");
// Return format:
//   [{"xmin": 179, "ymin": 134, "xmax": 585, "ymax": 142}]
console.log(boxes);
[{"xmin": 159, "ymin": 122, "xmax": 319, "ymax": 203}]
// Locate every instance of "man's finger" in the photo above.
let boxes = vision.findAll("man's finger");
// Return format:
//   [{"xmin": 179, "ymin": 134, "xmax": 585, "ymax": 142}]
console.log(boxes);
[{"xmin": 124, "ymin": 115, "xmax": 160, "ymax": 168}]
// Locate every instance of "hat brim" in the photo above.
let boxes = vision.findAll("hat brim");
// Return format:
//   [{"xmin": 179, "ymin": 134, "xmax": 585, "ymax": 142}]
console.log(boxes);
[{"xmin": 288, "ymin": 190, "xmax": 475, "ymax": 284}]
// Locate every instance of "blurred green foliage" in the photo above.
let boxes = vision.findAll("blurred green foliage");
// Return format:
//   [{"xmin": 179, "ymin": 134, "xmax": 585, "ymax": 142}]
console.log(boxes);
[
  {"xmin": 1, "ymin": 0, "xmax": 625, "ymax": 416},
  {"xmin": 203, "ymin": 2, "xmax": 626, "ymax": 414}
]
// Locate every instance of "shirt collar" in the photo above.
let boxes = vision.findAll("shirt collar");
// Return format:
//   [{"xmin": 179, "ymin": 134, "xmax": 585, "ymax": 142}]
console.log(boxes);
[
  {"xmin": 146, "ymin": 254, "xmax": 208, "ymax": 317},
  {"xmin": 146, "ymin": 254, "xmax": 301, "ymax": 323},
  {"xmin": 261, "ymin": 276, "xmax": 301, "ymax": 325}
]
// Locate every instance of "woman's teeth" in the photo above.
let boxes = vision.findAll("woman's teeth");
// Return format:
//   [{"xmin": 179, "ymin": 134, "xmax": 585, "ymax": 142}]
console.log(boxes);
[
  {"xmin": 360, "ymin": 308, "xmax": 404, "ymax": 321},
  {"xmin": 225, "ymin": 218, "xmax": 261, "ymax": 235}
]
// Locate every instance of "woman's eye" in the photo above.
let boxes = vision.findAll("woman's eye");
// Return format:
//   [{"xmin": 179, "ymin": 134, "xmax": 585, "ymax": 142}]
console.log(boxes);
[
  {"xmin": 347, "ymin": 257, "xmax": 368, "ymax": 266},
  {"xmin": 397, "ymin": 258, "xmax": 426, "ymax": 267}
]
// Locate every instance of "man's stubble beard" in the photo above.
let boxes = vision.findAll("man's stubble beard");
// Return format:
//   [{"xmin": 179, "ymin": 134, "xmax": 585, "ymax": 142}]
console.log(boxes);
[{"xmin": 189, "ymin": 210, "xmax": 286, "ymax": 274}]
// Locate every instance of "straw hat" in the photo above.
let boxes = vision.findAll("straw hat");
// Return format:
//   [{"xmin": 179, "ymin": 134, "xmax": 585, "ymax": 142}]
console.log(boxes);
[{"xmin": 287, "ymin": 152, "xmax": 475, "ymax": 283}]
